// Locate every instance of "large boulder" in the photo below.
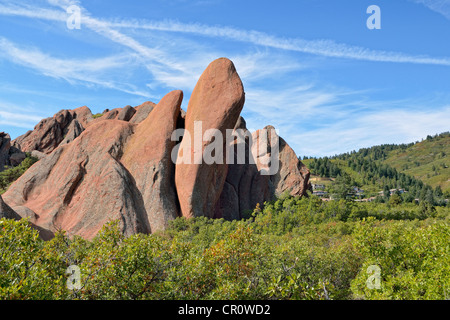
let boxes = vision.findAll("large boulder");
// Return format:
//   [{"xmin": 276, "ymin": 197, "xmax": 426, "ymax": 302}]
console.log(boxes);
[
  {"xmin": 0, "ymin": 194, "xmax": 20, "ymax": 220},
  {"xmin": 175, "ymin": 57, "xmax": 245, "ymax": 218},
  {"xmin": 129, "ymin": 102, "xmax": 156, "ymax": 124},
  {"xmin": 122, "ymin": 91, "xmax": 182, "ymax": 233},
  {"xmin": 9, "ymin": 152, "xmax": 26, "ymax": 167},
  {"xmin": 117, "ymin": 105, "xmax": 136, "ymax": 122},
  {"xmin": 252, "ymin": 126, "xmax": 310, "ymax": 197}
]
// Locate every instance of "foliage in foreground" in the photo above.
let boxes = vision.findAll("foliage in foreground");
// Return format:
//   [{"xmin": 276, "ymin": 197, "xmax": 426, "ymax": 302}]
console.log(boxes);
[{"xmin": 0, "ymin": 195, "xmax": 449, "ymax": 300}]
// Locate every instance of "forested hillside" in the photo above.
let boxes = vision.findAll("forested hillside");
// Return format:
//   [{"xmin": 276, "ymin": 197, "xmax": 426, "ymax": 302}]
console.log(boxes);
[{"xmin": 302, "ymin": 132, "xmax": 450, "ymax": 204}]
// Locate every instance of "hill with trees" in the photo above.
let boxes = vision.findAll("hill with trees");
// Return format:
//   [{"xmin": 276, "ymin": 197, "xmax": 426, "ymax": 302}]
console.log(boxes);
[{"xmin": 302, "ymin": 132, "xmax": 450, "ymax": 205}]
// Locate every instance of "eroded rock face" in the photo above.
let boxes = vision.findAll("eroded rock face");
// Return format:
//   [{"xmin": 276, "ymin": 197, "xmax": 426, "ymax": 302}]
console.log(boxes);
[
  {"xmin": 117, "ymin": 105, "xmax": 136, "ymax": 122},
  {"xmin": 0, "ymin": 132, "xmax": 11, "ymax": 171},
  {"xmin": 2, "ymin": 93, "xmax": 186, "ymax": 239},
  {"xmin": 1, "ymin": 195, "xmax": 54, "ymax": 240},
  {"xmin": 59, "ymin": 119, "xmax": 84, "ymax": 146},
  {"xmin": 122, "ymin": 91, "xmax": 182, "ymax": 233},
  {"xmin": 12, "ymin": 108, "xmax": 93, "ymax": 154},
  {"xmin": 252, "ymin": 126, "xmax": 310, "ymax": 197},
  {"xmin": 0, "ymin": 194, "xmax": 20, "ymax": 220},
  {"xmin": 175, "ymin": 58, "xmax": 245, "ymax": 219},
  {"xmin": 214, "ymin": 117, "xmax": 274, "ymax": 220},
  {"xmin": 130, "ymin": 102, "xmax": 155, "ymax": 124},
  {"xmin": 3, "ymin": 120, "xmax": 150, "ymax": 240}
]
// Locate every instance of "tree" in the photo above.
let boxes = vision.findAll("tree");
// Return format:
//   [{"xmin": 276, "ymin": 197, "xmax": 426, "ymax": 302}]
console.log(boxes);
[
  {"xmin": 328, "ymin": 174, "xmax": 353, "ymax": 200},
  {"xmin": 388, "ymin": 193, "xmax": 402, "ymax": 206},
  {"xmin": 383, "ymin": 185, "xmax": 390, "ymax": 199}
]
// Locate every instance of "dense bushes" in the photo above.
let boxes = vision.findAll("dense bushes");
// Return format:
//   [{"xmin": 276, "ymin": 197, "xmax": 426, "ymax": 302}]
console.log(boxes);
[
  {"xmin": 0, "ymin": 154, "xmax": 38, "ymax": 194},
  {"xmin": 0, "ymin": 195, "xmax": 449, "ymax": 300}
]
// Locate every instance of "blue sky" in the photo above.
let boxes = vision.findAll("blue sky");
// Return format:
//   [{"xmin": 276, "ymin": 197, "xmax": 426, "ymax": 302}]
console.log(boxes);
[{"xmin": 0, "ymin": 0, "xmax": 449, "ymax": 157}]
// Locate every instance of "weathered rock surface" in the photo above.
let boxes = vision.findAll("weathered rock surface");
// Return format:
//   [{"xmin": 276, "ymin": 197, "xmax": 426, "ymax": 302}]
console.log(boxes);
[
  {"xmin": 0, "ymin": 194, "xmax": 20, "ymax": 220},
  {"xmin": 102, "ymin": 108, "xmax": 121, "ymax": 120},
  {"xmin": 2, "ymin": 94, "xmax": 185, "ymax": 239},
  {"xmin": 1, "ymin": 195, "xmax": 54, "ymax": 240},
  {"xmin": 12, "ymin": 107, "xmax": 93, "ymax": 154},
  {"xmin": 252, "ymin": 126, "xmax": 310, "ymax": 197},
  {"xmin": 214, "ymin": 117, "xmax": 274, "ymax": 220},
  {"xmin": 3, "ymin": 120, "xmax": 150, "ymax": 240},
  {"xmin": 175, "ymin": 57, "xmax": 245, "ymax": 219},
  {"xmin": 59, "ymin": 119, "xmax": 84, "ymax": 146},
  {"xmin": 31, "ymin": 150, "xmax": 47, "ymax": 160},
  {"xmin": 130, "ymin": 101, "xmax": 156, "ymax": 124},
  {"xmin": 0, "ymin": 132, "xmax": 11, "ymax": 171},
  {"xmin": 122, "ymin": 91, "xmax": 182, "ymax": 233},
  {"xmin": 117, "ymin": 105, "xmax": 136, "ymax": 122},
  {"xmin": 2, "ymin": 57, "xmax": 310, "ymax": 239},
  {"xmin": 9, "ymin": 152, "xmax": 26, "ymax": 166}
]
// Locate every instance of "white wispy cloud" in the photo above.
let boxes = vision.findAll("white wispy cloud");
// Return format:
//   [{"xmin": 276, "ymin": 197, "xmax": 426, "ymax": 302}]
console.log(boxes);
[
  {"xmin": 1, "ymin": 1, "xmax": 450, "ymax": 68},
  {"xmin": 0, "ymin": 37, "xmax": 151, "ymax": 97},
  {"xmin": 107, "ymin": 18, "xmax": 450, "ymax": 67},
  {"xmin": 290, "ymin": 105, "xmax": 450, "ymax": 157},
  {"xmin": 413, "ymin": 0, "xmax": 450, "ymax": 19},
  {"xmin": 0, "ymin": 100, "xmax": 46, "ymax": 129}
]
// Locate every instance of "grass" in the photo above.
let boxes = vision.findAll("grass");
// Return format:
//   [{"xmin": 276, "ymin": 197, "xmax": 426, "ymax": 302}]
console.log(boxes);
[{"xmin": 384, "ymin": 135, "xmax": 450, "ymax": 192}]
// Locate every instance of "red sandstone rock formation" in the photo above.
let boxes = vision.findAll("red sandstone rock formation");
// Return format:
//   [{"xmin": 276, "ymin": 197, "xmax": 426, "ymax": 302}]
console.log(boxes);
[
  {"xmin": 175, "ymin": 58, "xmax": 245, "ymax": 219},
  {"xmin": 2, "ymin": 57, "xmax": 310, "ymax": 239},
  {"xmin": 12, "ymin": 107, "xmax": 93, "ymax": 154},
  {"xmin": 122, "ymin": 91, "xmax": 183, "ymax": 233}
]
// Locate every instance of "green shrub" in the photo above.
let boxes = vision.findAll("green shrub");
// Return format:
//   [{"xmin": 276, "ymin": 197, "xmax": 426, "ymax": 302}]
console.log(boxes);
[
  {"xmin": 0, "ymin": 195, "xmax": 449, "ymax": 300},
  {"xmin": 0, "ymin": 154, "xmax": 38, "ymax": 193}
]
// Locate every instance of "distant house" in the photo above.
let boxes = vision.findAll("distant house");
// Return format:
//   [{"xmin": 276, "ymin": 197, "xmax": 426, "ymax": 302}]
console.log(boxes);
[
  {"xmin": 312, "ymin": 184, "xmax": 325, "ymax": 190},
  {"xmin": 389, "ymin": 188, "xmax": 405, "ymax": 195},
  {"xmin": 378, "ymin": 188, "xmax": 406, "ymax": 196},
  {"xmin": 354, "ymin": 196, "xmax": 376, "ymax": 203},
  {"xmin": 351, "ymin": 187, "xmax": 364, "ymax": 198},
  {"xmin": 313, "ymin": 190, "xmax": 328, "ymax": 197}
]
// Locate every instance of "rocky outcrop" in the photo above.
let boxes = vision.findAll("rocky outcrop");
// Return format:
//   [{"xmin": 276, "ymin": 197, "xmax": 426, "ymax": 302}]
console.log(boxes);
[
  {"xmin": 59, "ymin": 119, "xmax": 84, "ymax": 146},
  {"xmin": 12, "ymin": 107, "xmax": 93, "ymax": 154},
  {"xmin": 252, "ymin": 126, "xmax": 310, "ymax": 197},
  {"xmin": 130, "ymin": 101, "xmax": 156, "ymax": 124},
  {"xmin": 3, "ymin": 120, "xmax": 150, "ymax": 240},
  {"xmin": 2, "ymin": 93, "xmax": 184, "ymax": 239},
  {"xmin": 175, "ymin": 57, "xmax": 246, "ymax": 219},
  {"xmin": 122, "ymin": 91, "xmax": 182, "ymax": 233},
  {"xmin": 0, "ymin": 132, "xmax": 27, "ymax": 170},
  {"xmin": 214, "ymin": 118, "xmax": 274, "ymax": 220},
  {"xmin": 0, "ymin": 194, "xmax": 21, "ymax": 220},
  {"xmin": 1, "ymin": 195, "xmax": 54, "ymax": 240},
  {"xmin": 117, "ymin": 105, "xmax": 136, "ymax": 121},
  {"xmin": 0, "ymin": 132, "xmax": 11, "ymax": 171},
  {"xmin": 2, "ymin": 57, "xmax": 310, "ymax": 239}
]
